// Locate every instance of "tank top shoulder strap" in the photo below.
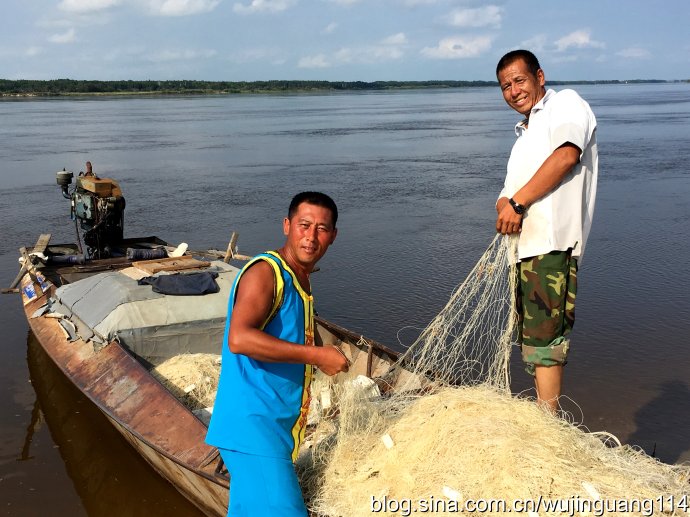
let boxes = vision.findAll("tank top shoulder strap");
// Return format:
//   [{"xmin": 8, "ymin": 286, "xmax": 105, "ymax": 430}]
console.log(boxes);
[{"xmin": 234, "ymin": 252, "xmax": 286, "ymax": 331}]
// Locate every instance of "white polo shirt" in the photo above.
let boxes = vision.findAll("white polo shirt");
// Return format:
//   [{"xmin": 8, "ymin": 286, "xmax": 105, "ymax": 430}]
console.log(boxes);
[{"xmin": 499, "ymin": 88, "xmax": 598, "ymax": 262}]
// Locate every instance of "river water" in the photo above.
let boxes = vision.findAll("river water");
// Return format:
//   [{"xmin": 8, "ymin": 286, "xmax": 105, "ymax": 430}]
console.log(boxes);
[{"xmin": 1, "ymin": 83, "xmax": 689, "ymax": 515}]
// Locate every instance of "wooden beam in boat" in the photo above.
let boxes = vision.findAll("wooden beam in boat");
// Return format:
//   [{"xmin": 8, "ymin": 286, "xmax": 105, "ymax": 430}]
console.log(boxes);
[
  {"xmin": 3, "ymin": 234, "xmax": 52, "ymax": 294},
  {"xmin": 132, "ymin": 256, "xmax": 211, "ymax": 274},
  {"xmin": 32, "ymin": 233, "xmax": 52, "ymax": 255},
  {"xmin": 223, "ymin": 232, "xmax": 238, "ymax": 263}
]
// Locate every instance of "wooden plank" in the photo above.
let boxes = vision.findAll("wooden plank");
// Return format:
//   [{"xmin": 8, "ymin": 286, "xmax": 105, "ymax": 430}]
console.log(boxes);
[
  {"xmin": 132, "ymin": 256, "xmax": 210, "ymax": 275},
  {"xmin": 19, "ymin": 247, "xmax": 42, "ymax": 294},
  {"xmin": 32, "ymin": 233, "xmax": 52, "ymax": 255},
  {"xmin": 118, "ymin": 266, "xmax": 150, "ymax": 281},
  {"xmin": 223, "ymin": 232, "xmax": 238, "ymax": 263}
]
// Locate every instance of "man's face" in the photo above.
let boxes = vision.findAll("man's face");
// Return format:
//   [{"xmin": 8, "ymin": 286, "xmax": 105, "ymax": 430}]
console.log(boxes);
[
  {"xmin": 497, "ymin": 58, "xmax": 545, "ymax": 117},
  {"xmin": 283, "ymin": 202, "xmax": 337, "ymax": 270}
]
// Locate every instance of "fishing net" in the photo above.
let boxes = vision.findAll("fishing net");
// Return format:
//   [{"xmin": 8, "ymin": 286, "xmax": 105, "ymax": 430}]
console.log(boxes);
[
  {"xmin": 150, "ymin": 353, "xmax": 221, "ymax": 411},
  {"xmin": 299, "ymin": 235, "xmax": 690, "ymax": 516}
]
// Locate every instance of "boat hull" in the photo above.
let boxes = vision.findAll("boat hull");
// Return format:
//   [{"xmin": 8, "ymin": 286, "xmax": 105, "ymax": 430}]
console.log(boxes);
[
  {"xmin": 106, "ymin": 415, "xmax": 228, "ymax": 515},
  {"xmin": 24, "ymin": 283, "xmax": 229, "ymax": 516}
]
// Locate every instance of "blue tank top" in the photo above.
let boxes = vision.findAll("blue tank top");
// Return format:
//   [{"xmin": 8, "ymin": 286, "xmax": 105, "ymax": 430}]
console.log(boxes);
[{"xmin": 205, "ymin": 251, "xmax": 315, "ymax": 461}]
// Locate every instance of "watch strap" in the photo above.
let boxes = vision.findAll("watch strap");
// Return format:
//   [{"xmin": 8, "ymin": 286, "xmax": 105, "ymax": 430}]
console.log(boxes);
[{"xmin": 509, "ymin": 198, "xmax": 527, "ymax": 215}]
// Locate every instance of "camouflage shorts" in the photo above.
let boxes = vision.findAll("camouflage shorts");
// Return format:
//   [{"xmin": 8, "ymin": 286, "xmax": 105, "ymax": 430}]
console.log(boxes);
[{"xmin": 516, "ymin": 250, "xmax": 578, "ymax": 375}]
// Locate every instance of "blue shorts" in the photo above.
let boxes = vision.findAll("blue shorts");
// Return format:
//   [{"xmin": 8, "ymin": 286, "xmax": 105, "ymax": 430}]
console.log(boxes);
[{"xmin": 219, "ymin": 449, "xmax": 307, "ymax": 517}]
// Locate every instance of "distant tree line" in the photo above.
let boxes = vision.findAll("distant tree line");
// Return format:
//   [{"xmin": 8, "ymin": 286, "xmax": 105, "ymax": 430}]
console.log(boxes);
[
  {"xmin": 0, "ymin": 78, "xmax": 680, "ymax": 96},
  {"xmin": 0, "ymin": 79, "xmax": 496, "ymax": 95}
]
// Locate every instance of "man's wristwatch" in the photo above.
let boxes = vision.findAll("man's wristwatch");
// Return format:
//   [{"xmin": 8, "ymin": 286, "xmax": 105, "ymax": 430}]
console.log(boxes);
[{"xmin": 508, "ymin": 198, "xmax": 527, "ymax": 215}]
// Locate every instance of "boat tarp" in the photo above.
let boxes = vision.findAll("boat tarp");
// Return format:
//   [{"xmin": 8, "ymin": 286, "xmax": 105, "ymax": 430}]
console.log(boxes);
[{"xmin": 53, "ymin": 261, "xmax": 239, "ymax": 362}]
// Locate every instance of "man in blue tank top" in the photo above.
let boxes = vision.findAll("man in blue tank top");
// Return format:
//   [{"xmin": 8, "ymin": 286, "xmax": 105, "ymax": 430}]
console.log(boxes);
[{"xmin": 206, "ymin": 192, "xmax": 349, "ymax": 516}]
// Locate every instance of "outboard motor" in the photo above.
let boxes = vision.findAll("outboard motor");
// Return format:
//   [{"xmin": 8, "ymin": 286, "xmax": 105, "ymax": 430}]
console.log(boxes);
[{"xmin": 56, "ymin": 161, "xmax": 126, "ymax": 259}]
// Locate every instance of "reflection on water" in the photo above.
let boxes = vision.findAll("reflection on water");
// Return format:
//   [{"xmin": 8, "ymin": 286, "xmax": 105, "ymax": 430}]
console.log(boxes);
[
  {"xmin": 1, "ymin": 83, "xmax": 689, "ymax": 515},
  {"xmin": 25, "ymin": 333, "xmax": 203, "ymax": 516},
  {"xmin": 18, "ymin": 389, "xmax": 41, "ymax": 463}
]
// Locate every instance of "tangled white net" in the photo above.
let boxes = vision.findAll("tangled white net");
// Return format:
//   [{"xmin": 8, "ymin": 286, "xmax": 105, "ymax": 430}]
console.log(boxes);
[
  {"xmin": 298, "ymin": 235, "xmax": 690, "ymax": 516},
  {"xmin": 151, "ymin": 353, "xmax": 221, "ymax": 411},
  {"xmin": 391, "ymin": 233, "xmax": 517, "ymax": 392}
]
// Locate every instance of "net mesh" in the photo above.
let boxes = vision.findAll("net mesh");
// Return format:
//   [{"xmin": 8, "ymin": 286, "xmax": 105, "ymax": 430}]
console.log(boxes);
[
  {"xmin": 151, "ymin": 353, "xmax": 221, "ymax": 411},
  {"xmin": 298, "ymin": 235, "xmax": 690, "ymax": 515},
  {"xmin": 390, "ymin": 233, "xmax": 516, "ymax": 391}
]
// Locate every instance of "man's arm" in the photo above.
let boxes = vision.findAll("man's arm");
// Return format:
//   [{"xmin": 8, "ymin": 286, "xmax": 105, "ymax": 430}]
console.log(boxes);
[
  {"xmin": 496, "ymin": 142, "xmax": 581, "ymax": 234},
  {"xmin": 228, "ymin": 261, "xmax": 349, "ymax": 376}
]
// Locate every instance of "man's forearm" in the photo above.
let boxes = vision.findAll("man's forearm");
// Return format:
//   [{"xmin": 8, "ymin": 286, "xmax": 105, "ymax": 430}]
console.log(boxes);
[
  {"xmin": 229, "ymin": 326, "xmax": 315, "ymax": 363},
  {"xmin": 228, "ymin": 326, "xmax": 349, "ymax": 375},
  {"xmin": 511, "ymin": 143, "xmax": 580, "ymax": 207}
]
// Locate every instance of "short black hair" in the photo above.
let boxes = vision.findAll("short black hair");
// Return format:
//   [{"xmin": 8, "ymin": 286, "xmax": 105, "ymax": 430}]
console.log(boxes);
[
  {"xmin": 288, "ymin": 192, "xmax": 338, "ymax": 227},
  {"xmin": 496, "ymin": 49, "xmax": 541, "ymax": 78}
]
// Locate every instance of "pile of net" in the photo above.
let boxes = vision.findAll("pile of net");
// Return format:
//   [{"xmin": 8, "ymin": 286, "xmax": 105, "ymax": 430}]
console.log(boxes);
[
  {"xmin": 151, "ymin": 353, "xmax": 221, "ymax": 412},
  {"xmin": 298, "ymin": 235, "xmax": 690, "ymax": 516}
]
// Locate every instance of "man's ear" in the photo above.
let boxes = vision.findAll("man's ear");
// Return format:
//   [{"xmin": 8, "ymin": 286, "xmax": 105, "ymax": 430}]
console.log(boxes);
[{"xmin": 283, "ymin": 217, "xmax": 290, "ymax": 236}]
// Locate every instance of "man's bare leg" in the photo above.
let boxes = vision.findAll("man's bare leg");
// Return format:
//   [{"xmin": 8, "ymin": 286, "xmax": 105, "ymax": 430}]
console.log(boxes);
[{"xmin": 534, "ymin": 364, "xmax": 563, "ymax": 412}]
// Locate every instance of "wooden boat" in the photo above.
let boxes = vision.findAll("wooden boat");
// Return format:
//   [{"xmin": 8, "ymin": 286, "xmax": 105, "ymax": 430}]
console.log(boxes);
[
  {"xmin": 9, "ymin": 231, "xmax": 413, "ymax": 516},
  {"xmin": 4, "ymin": 164, "xmax": 428, "ymax": 514}
]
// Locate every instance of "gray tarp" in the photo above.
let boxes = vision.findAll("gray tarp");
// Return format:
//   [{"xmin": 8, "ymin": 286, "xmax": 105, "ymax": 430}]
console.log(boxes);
[
  {"xmin": 55, "ymin": 271, "xmax": 163, "ymax": 330},
  {"xmin": 53, "ymin": 261, "xmax": 240, "ymax": 361}
]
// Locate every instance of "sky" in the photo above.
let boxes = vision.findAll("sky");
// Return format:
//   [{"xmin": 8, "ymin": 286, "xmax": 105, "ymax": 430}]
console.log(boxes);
[{"xmin": 1, "ymin": 0, "xmax": 689, "ymax": 82}]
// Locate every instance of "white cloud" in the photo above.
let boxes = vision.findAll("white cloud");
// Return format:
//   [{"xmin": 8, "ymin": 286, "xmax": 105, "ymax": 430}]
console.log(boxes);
[
  {"xmin": 447, "ymin": 6, "xmax": 502, "ymax": 28},
  {"xmin": 421, "ymin": 35, "xmax": 492, "ymax": 59},
  {"xmin": 148, "ymin": 0, "xmax": 221, "ymax": 16},
  {"xmin": 554, "ymin": 29, "xmax": 604, "ymax": 52},
  {"xmin": 616, "ymin": 47, "xmax": 651, "ymax": 59},
  {"xmin": 233, "ymin": 0, "xmax": 295, "ymax": 14},
  {"xmin": 101, "ymin": 45, "xmax": 147, "ymax": 62},
  {"xmin": 329, "ymin": 0, "xmax": 361, "ymax": 5},
  {"xmin": 0, "ymin": 46, "xmax": 44, "ymax": 60},
  {"xmin": 335, "ymin": 45, "xmax": 402, "ymax": 63},
  {"xmin": 322, "ymin": 22, "xmax": 338, "ymax": 34},
  {"xmin": 146, "ymin": 48, "xmax": 217, "ymax": 62},
  {"xmin": 59, "ymin": 0, "xmax": 221, "ymax": 16},
  {"xmin": 58, "ymin": 0, "xmax": 121, "ymax": 13},
  {"xmin": 550, "ymin": 54, "xmax": 579, "ymax": 64},
  {"xmin": 519, "ymin": 35, "xmax": 548, "ymax": 53},
  {"xmin": 298, "ymin": 54, "xmax": 331, "ymax": 68},
  {"xmin": 227, "ymin": 47, "xmax": 286, "ymax": 63},
  {"xmin": 402, "ymin": 0, "xmax": 440, "ymax": 5},
  {"xmin": 299, "ymin": 33, "xmax": 407, "ymax": 68},
  {"xmin": 49, "ymin": 28, "xmax": 77, "ymax": 43},
  {"xmin": 382, "ymin": 32, "xmax": 407, "ymax": 45},
  {"xmin": 337, "ymin": 33, "xmax": 407, "ymax": 63},
  {"xmin": 37, "ymin": 12, "xmax": 114, "ymax": 32},
  {"xmin": 331, "ymin": 48, "xmax": 353, "ymax": 63}
]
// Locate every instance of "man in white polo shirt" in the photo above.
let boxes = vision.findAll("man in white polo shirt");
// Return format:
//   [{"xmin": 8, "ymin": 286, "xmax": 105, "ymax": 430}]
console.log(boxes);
[{"xmin": 495, "ymin": 49, "xmax": 598, "ymax": 411}]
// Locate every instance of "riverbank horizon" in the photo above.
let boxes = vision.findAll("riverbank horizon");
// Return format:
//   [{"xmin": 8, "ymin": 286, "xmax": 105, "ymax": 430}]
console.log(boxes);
[{"xmin": 1, "ymin": 78, "xmax": 686, "ymax": 97}]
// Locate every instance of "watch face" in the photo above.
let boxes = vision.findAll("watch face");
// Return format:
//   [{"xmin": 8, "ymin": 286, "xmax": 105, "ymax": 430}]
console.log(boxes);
[{"xmin": 509, "ymin": 198, "xmax": 525, "ymax": 214}]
